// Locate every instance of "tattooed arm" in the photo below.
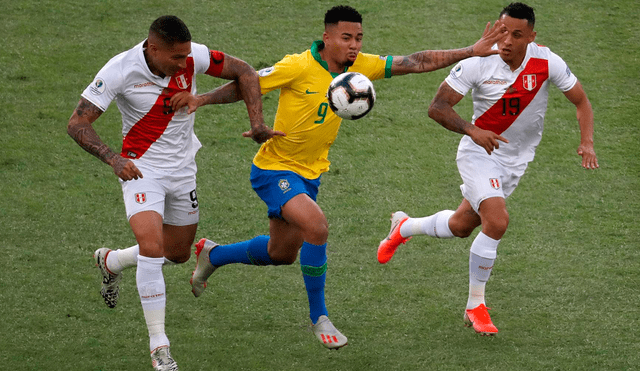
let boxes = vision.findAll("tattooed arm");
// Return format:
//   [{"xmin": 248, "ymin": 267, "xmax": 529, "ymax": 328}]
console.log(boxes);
[
  {"xmin": 67, "ymin": 98, "xmax": 143, "ymax": 180},
  {"xmin": 169, "ymin": 54, "xmax": 285, "ymax": 144},
  {"xmin": 428, "ymin": 81, "xmax": 508, "ymax": 155},
  {"xmin": 390, "ymin": 21, "xmax": 507, "ymax": 76}
]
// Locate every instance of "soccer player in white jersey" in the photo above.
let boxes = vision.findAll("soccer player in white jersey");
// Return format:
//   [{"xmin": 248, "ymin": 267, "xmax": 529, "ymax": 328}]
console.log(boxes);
[
  {"xmin": 377, "ymin": 2, "xmax": 598, "ymax": 335},
  {"xmin": 67, "ymin": 15, "xmax": 281, "ymax": 370}
]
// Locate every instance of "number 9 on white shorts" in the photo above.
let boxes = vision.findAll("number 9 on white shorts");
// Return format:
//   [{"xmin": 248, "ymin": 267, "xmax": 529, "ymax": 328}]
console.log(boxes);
[{"xmin": 120, "ymin": 167, "xmax": 199, "ymax": 226}]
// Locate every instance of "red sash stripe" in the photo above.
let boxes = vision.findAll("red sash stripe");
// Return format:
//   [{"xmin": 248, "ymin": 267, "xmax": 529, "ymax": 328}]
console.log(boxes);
[
  {"xmin": 121, "ymin": 58, "xmax": 195, "ymax": 159},
  {"xmin": 475, "ymin": 58, "xmax": 549, "ymax": 135}
]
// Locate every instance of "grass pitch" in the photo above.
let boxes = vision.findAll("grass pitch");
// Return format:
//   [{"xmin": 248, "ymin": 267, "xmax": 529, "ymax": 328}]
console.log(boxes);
[{"xmin": 1, "ymin": 0, "xmax": 638, "ymax": 370}]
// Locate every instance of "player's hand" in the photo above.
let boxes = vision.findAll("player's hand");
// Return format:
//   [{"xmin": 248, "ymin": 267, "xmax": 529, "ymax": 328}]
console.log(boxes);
[
  {"xmin": 242, "ymin": 124, "xmax": 286, "ymax": 144},
  {"xmin": 111, "ymin": 156, "xmax": 143, "ymax": 181},
  {"xmin": 169, "ymin": 91, "xmax": 202, "ymax": 114},
  {"xmin": 471, "ymin": 21, "xmax": 507, "ymax": 57},
  {"xmin": 468, "ymin": 126, "xmax": 509, "ymax": 155},
  {"xmin": 577, "ymin": 144, "xmax": 599, "ymax": 169}
]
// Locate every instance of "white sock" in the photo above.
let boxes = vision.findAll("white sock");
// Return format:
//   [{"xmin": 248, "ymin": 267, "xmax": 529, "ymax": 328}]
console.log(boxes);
[
  {"xmin": 400, "ymin": 210, "xmax": 455, "ymax": 238},
  {"xmin": 137, "ymin": 255, "xmax": 170, "ymax": 352},
  {"xmin": 106, "ymin": 245, "xmax": 178, "ymax": 274},
  {"xmin": 106, "ymin": 245, "xmax": 139, "ymax": 274},
  {"xmin": 466, "ymin": 232, "xmax": 500, "ymax": 309}
]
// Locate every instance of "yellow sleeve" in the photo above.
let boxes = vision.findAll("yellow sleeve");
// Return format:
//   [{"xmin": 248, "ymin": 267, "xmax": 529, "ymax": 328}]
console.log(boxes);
[
  {"xmin": 257, "ymin": 54, "xmax": 305, "ymax": 95},
  {"xmin": 350, "ymin": 53, "xmax": 393, "ymax": 81}
]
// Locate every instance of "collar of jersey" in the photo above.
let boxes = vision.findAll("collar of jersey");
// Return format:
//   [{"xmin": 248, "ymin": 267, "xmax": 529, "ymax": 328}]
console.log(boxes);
[
  {"xmin": 500, "ymin": 43, "xmax": 533, "ymax": 73},
  {"xmin": 311, "ymin": 40, "xmax": 348, "ymax": 78}
]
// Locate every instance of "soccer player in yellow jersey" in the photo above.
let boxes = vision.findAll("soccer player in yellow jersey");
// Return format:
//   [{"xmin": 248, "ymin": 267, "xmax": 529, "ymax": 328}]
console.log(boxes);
[{"xmin": 180, "ymin": 5, "xmax": 507, "ymax": 349}]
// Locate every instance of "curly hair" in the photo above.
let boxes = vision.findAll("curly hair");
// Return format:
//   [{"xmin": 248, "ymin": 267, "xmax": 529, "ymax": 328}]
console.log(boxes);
[{"xmin": 324, "ymin": 5, "xmax": 363, "ymax": 26}]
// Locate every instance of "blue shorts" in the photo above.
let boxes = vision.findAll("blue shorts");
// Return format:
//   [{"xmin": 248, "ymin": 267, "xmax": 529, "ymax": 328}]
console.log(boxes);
[{"xmin": 250, "ymin": 165, "xmax": 321, "ymax": 219}]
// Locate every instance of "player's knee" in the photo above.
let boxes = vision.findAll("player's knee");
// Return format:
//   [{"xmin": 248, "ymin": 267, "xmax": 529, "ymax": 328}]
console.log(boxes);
[
  {"xmin": 269, "ymin": 250, "xmax": 298, "ymax": 265},
  {"xmin": 268, "ymin": 243, "xmax": 301, "ymax": 265},
  {"xmin": 168, "ymin": 252, "xmax": 190, "ymax": 264},
  {"xmin": 304, "ymin": 222, "xmax": 328, "ymax": 245},
  {"xmin": 163, "ymin": 248, "xmax": 191, "ymax": 264},
  {"xmin": 485, "ymin": 212, "xmax": 509, "ymax": 238},
  {"xmin": 452, "ymin": 226, "xmax": 475, "ymax": 238},
  {"xmin": 448, "ymin": 217, "xmax": 477, "ymax": 238}
]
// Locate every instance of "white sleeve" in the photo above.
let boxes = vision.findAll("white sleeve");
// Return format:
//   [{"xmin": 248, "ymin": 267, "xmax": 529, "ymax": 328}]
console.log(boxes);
[
  {"xmin": 191, "ymin": 42, "xmax": 211, "ymax": 75},
  {"xmin": 444, "ymin": 59, "xmax": 478, "ymax": 96},
  {"xmin": 81, "ymin": 56, "xmax": 124, "ymax": 112},
  {"xmin": 548, "ymin": 51, "xmax": 577, "ymax": 92}
]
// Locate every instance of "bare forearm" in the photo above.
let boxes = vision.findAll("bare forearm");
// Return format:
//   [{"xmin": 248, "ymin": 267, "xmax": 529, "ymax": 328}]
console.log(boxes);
[
  {"xmin": 573, "ymin": 97, "xmax": 598, "ymax": 168},
  {"xmin": 393, "ymin": 47, "xmax": 474, "ymax": 75},
  {"xmin": 236, "ymin": 71, "xmax": 265, "ymax": 129},
  {"xmin": 577, "ymin": 103, "xmax": 594, "ymax": 145},
  {"xmin": 67, "ymin": 98, "xmax": 116, "ymax": 164},
  {"xmin": 67, "ymin": 98, "xmax": 128, "ymax": 173},
  {"xmin": 198, "ymin": 81, "xmax": 243, "ymax": 105},
  {"xmin": 67, "ymin": 121, "xmax": 131, "ymax": 174},
  {"xmin": 428, "ymin": 100, "xmax": 474, "ymax": 135},
  {"xmin": 68, "ymin": 122, "xmax": 117, "ymax": 162}
]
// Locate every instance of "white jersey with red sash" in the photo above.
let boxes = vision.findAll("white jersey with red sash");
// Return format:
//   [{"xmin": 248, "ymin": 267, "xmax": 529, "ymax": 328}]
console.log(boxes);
[
  {"xmin": 445, "ymin": 43, "xmax": 577, "ymax": 167},
  {"xmin": 82, "ymin": 40, "xmax": 225, "ymax": 173}
]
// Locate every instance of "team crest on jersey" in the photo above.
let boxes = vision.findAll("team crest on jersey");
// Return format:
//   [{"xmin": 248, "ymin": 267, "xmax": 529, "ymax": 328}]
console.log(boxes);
[
  {"xmin": 90, "ymin": 78, "xmax": 106, "ymax": 95},
  {"xmin": 523, "ymin": 74, "xmax": 537, "ymax": 91},
  {"xmin": 278, "ymin": 179, "xmax": 291, "ymax": 194},
  {"xmin": 489, "ymin": 178, "xmax": 500, "ymax": 190},
  {"xmin": 135, "ymin": 193, "xmax": 146, "ymax": 204},
  {"xmin": 258, "ymin": 67, "xmax": 274, "ymax": 77},
  {"xmin": 450, "ymin": 63, "xmax": 463, "ymax": 79},
  {"xmin": 175, "ymin": 74, "xmax": 189, "ymax": 90}
]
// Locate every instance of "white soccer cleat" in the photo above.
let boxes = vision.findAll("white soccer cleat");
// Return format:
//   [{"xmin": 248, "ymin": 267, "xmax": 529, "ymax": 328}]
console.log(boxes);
[
  {"xmin": 150, "ymin": 346, "xmax": 178, "ymax": 371},
  {"xmin": 94, "ymin": 248, "xmax": 122, "ymax": 308},
  {"xmin": 190, "ymin": 238, "xmax": 219, "ymax": 297},
  {"xmin": 312, "ymin": 315, "xmax": 348, "ymax": 349}
]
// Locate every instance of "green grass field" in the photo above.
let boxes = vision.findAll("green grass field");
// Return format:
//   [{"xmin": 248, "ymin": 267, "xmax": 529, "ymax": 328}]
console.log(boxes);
[{"xmin": 1, "ymin": 0, "xmax": 638, "ymax": 370}]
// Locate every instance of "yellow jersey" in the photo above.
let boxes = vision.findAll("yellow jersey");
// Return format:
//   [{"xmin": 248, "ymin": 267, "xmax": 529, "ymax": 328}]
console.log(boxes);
[{"xmin": 254, "ymin": 40, "xmax": 393, "ymax": 179}]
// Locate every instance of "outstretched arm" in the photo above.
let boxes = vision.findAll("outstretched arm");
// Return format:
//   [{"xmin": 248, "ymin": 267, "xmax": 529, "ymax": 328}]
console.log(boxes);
[
  {"xmin": 67, "ymin": 98, "xmax": 143, "ymax": 181},
  {"xmin": 390, "ymin": 21, "xmax": 507, "ymax": 76},
  {"xmin": 428, "ymin": 81, "xmax": 508, "ymax": 155},
  {"xmin": 563, "ymin": 81, "xmax": 598, "ymax": 169},
  {"xmin": 170, "ymin": 55, "xmax": 284, "ymax": 144}
]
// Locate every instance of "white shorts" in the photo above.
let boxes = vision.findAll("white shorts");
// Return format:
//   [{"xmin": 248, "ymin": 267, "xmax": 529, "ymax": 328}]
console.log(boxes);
[
  {"xmin": 120, "ymin": 161, "xmax": 199, "ymax": 226},
  {"xmin": 456, "ymin": 147, "xmax": 528, "ymax": 213}
]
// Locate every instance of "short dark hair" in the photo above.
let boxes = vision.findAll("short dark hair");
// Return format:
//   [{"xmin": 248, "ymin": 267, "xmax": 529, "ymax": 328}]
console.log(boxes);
[
  {"xmin": 324, "ymin": 5, "xmax": 362, "ymax": 25},
  {"xmin": 500, "ymin": 2, "xmax": 535, "ymax": 27},
  {"xmin": 149, "ymin": 15, "xmax": 191, "ymax": 45}
]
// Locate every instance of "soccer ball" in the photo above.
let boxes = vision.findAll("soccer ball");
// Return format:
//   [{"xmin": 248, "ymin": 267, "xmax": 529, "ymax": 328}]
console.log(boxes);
[{"xmin": 326, "ymin": 72, "xmax": 376, "ymax": 120}]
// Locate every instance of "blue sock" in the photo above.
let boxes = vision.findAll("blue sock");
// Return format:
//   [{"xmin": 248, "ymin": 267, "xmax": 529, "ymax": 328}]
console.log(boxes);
[
  {"xmin": 300, "ymin": 241, "xmax": 328, "ymax": 324},
  {"xmin": 208, "ymin": 235, "xmax": 274, "ymax": 266}
]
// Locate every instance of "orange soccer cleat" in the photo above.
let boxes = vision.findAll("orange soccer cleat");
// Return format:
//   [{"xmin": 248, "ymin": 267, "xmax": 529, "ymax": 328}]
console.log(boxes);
[
  {"xmin": 377, "ymin": 211, "xmax": 411, "ymax": 264},
  {"xmin": 464, "ymin": 304, "xmax": 498, "ymax": 336}
]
